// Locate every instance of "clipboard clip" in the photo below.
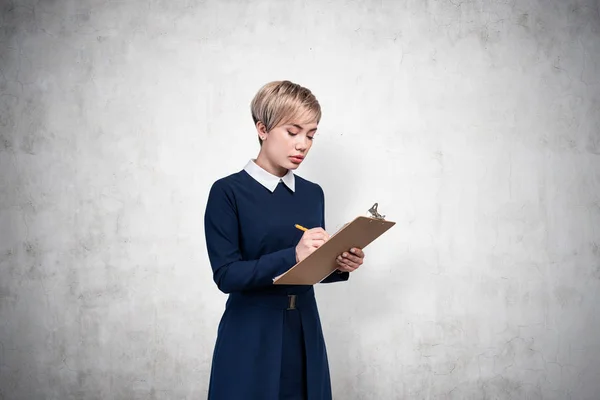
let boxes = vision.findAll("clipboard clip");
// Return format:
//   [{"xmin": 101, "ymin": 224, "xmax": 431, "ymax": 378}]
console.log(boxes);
[{"xmin": 368, "ymin": 203, "xmax": 386, "ymax": 220}]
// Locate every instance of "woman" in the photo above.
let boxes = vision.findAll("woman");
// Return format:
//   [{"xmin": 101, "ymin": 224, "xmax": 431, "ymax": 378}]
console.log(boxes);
[{"xmin": 203, "ymin": 80, "xmax": 366, "ymax": 400}]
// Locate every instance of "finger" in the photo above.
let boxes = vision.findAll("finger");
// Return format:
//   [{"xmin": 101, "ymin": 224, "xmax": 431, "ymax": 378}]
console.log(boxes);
[
  {"xmin": 308, "ymin": 228, "xmax": 330, "ymax": 240},
  {"xmin": 304, "ymin": 231, "xmax": 328, "ymax": 240},
  {"xmin": 336, "ymin": 256, "xmax": 358, "ymax": 271},
  {"xmin": 341, "ymin": 252, "xmax": 362, "ymax": 264},
  {"xmin": 349, "ymin": 248, "xmax": 364, "ymax": 258},
  {"xmin": 336, "ymin": 262, "xmax": 355, "ymax": 272},
  {"xmin": 310, "ymin": 239, "xmax": 327, "ymax": 248},
  {"xmin": 340, "ymin": 259, "xmax": 359, "ymax": 270},
  {"xmin": 307, "ymin": 232, "xmax": 329, "ymax": 241}
]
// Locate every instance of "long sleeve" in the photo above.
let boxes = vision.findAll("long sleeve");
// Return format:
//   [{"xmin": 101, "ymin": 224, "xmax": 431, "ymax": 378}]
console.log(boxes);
[
  {"xmin": 204, "ymin": 180, "xmax": 297, "ymax": 293},
  {"xmin": 317, "ymin": 184, "xmax": 350, "ymax": 284}
]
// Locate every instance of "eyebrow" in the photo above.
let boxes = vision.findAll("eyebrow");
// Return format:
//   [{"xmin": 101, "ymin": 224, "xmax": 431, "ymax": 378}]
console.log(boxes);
[{"xmin": 291, "ymin": 124, "xmax": 318, "ymax": 133}]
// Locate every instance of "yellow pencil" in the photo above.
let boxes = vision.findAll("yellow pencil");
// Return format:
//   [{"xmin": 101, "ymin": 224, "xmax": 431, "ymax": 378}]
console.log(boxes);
[{"xmin": 295, "ymin": 224, "xmax": 308, "ymax": 232}]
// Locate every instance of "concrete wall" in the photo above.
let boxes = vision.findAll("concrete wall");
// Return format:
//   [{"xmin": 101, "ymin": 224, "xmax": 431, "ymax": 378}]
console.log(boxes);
[{"xmin": 1, "ymin": 0, "xmax": 599, "ymax": 398}]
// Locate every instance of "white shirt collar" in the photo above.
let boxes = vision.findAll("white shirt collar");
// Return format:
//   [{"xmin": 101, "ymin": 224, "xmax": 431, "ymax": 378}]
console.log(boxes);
[{"xmin": 244, "ymin": 159, "xmax": 295, "ymax": 192}]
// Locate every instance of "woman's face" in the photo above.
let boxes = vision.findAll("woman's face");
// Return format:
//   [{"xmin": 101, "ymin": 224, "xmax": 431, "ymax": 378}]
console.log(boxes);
[{"xmin": 257, "ymin": 120, "xmax": 318, "ymax": 176}]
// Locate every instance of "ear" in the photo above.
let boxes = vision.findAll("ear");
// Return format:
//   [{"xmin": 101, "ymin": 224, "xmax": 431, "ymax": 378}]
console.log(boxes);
[{"xmin": 256, "ymin": 121, "xmax": 268, "ymax": 141}]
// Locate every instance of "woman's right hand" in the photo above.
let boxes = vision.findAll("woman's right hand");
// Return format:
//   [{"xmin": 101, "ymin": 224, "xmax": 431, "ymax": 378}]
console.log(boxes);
[{"xmin": 295, "ymin": 228, "xmax": 330, "ymax": 262}]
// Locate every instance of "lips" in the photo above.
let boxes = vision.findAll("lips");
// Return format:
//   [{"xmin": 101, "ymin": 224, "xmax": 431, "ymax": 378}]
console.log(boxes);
[{"xmin": 289, "ymin": 156, "xmax": 304, "ymax": 164}]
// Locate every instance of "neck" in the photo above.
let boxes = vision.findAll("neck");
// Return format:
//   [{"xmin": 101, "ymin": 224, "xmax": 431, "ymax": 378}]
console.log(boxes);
[{"xmin": 255, "ymin": 152, "xmax": 287, "ymax": 178}]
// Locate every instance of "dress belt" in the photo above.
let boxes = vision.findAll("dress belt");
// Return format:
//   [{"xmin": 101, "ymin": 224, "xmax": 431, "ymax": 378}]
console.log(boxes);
[{"xmin": 228, "ymin": 288, "xmax": 315, "ymax": 311}]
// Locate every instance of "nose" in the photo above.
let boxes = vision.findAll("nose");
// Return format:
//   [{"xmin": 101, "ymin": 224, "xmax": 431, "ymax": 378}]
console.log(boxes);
[{"xmin": 295, "ymin": 136, "xmax": 309, "ymax": 151}]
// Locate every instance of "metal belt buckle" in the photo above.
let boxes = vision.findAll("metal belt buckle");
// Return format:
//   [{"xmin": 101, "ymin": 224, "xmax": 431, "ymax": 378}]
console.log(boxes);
[{"xmin": 287, "ymin": 295, "xmax": 297, "ymax": 310}]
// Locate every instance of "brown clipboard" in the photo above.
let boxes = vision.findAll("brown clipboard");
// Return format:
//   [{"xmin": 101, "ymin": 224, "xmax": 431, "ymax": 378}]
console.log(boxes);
[{"xmin": 273, "ymin": 203, "xmax": 396, "ymax": 285}]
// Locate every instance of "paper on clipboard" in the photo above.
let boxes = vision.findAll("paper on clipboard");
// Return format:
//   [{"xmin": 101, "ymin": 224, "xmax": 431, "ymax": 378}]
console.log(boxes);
[{"xmin": 273, "ymin": 203, "xmax": 396, "ymax": 285}]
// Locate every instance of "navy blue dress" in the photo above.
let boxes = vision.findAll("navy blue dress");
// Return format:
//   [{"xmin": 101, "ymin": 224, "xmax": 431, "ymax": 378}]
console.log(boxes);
[{"xmin": 204, "ymin": 169, "xmax": 348, "ymax": 400}]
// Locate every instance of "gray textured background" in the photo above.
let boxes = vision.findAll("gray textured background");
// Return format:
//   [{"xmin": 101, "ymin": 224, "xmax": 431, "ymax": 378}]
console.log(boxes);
[{"xmin": 1, "ymin": 0, "xmax": 600, "ymax": 399}]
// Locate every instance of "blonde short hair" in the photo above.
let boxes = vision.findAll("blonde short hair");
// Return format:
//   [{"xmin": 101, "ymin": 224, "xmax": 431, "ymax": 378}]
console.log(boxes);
[{"xmin": 250, "ymin": 80, "xmax": 321, "ymax": 145}]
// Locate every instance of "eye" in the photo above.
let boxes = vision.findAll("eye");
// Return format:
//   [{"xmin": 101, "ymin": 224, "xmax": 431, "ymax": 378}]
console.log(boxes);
[
  {"xmin": 287, "ymin": 131, "xmax": 297, "ymax": 136},
  {"xmin": 308, "ymin": 136, "xmax": 314, "ymax": 140}
]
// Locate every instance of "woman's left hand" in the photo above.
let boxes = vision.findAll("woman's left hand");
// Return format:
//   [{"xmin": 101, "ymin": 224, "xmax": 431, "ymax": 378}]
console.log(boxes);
[{"xmin": 336, "ymin": 247, "xmax": 365, "ymax": 273}]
